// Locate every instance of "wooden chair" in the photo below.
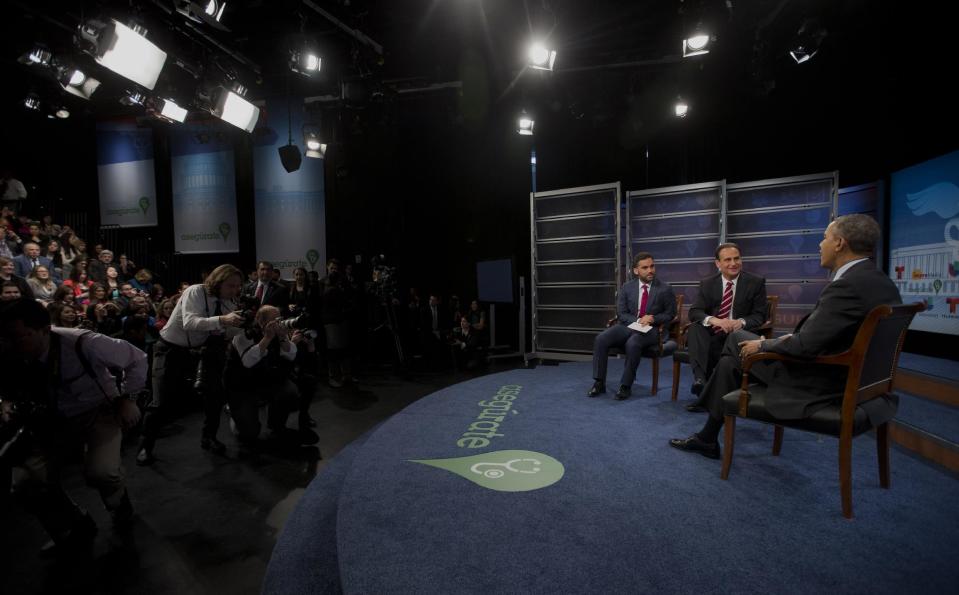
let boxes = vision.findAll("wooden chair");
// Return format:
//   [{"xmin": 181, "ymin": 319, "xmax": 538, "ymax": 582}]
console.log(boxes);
[
  {"xmin": 670, "ymin": 295, "xmax": 779, "ymax": 401},
  {"xmin": 719, "ymin": 302, "xmax": 923, "ymax": 519},
  {"xmin": 605, "ymin": 294, "xmax": 684, "ymax": 394}
]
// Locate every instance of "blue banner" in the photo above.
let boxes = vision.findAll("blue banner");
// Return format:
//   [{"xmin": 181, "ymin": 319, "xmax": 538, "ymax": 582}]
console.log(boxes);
[
  {"xmin": 96, "ymin": 120, "xmax": 158, "ymax": 228},
  {"xmin": 170, "ymin": 122, "xmax": 239, "ymax": 254},
  {"xmin": 889, "ymin": 149, "xmax": 959, "ymax": 335},
  {"xmin": 252, "ymin": 99, "xmax": 326, "ymax": 278}
]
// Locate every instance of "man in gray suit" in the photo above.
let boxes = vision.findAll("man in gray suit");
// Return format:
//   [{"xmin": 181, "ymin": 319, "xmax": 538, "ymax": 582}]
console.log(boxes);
[
  {"xmin": 588, "ymin": 252, "xmax": 677, "ymax": 400},
  {"xmin": 670, "ymin": 214, "xmax": 901, "ymax": 459}
]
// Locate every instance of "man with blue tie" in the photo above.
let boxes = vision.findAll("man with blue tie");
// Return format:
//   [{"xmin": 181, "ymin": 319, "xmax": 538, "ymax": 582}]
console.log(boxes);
[
  {"xmin": 13, "ymin": 242, "xmax": 57, "ymax": 282},
  {"xmin": 588, "ymin": 252, "xmax": 676, "ymax": 400}
]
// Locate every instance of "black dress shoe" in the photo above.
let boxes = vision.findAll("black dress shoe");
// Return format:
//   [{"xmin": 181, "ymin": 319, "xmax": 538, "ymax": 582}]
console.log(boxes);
[
  {"xmin": 690, "ymin": 379, "xmax": 705, "ymax": 396},
  {"xmin": 669, "ymin": 434, "xmax": 721, "ymax": 459},
  {"xmin": 587, "ymin": 381, "xmax": 605, "ymax": 398},
  {"xmin": 201, "ymin": 436, "xmax": 227, "ymax": 455},
  {"xmin": 614, "ymin": 385, "xmax": 631, "ymax": 400},
  {"xmin": 685, "ymin": 403, "xmax": 707, "ymax": 413}
]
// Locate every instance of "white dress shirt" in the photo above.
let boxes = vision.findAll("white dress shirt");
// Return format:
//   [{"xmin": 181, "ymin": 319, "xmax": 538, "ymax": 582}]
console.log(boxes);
[
  {"xmin": 832, "ymin": 258, "xmax": 869, "ymax": 282},
  {"xmin": 231, "ymin": 333, "xmax": 297, "ymax": 368},
  {"xmin": 159, "ymin": 284, "xmax": 238, "ymax": 347},
  {"xmin": 703, "ymin": 275, "xmax": 748, "ymax": 328}
]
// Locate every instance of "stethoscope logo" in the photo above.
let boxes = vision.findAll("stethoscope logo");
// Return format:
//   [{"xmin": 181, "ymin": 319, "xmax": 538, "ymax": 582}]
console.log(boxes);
[{"xmin": 470, "ymin": 458, "xmax": 542, "ymax": 479}]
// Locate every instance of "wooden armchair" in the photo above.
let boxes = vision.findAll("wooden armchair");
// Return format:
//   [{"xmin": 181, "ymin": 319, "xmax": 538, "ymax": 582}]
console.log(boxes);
[
  {"xmin": 670, "ymin": 295, "xmax": 779, "ymax": 401},
  {"xmin": 605, "ymin": 294, "xmax": 684, "ymax": 394},
  {"xmin": 719, "ymin": 302, "xmax": 923, "ymax": 518}
]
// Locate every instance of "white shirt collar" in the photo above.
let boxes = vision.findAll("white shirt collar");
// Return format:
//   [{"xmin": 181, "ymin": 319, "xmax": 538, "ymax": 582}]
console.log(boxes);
[{"xmin": 832, "ymin": 258, "xmax": 868, "ymax": 282}]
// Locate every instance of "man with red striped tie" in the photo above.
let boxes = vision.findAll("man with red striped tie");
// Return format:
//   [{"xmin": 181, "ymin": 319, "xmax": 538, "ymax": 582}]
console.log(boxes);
[
  {"xmin": 588, "ymin": 252, "xmax": 676, "ymax": 400},
  {"xmin": 684, "ymin": 243, "xmax": 767, "ymax": 412}
]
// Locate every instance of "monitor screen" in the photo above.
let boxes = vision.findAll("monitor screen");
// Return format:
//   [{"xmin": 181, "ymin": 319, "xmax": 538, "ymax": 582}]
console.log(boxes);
[{"xmin": 476, "ymin": 259, "xmax": 514, "ymax": 304}]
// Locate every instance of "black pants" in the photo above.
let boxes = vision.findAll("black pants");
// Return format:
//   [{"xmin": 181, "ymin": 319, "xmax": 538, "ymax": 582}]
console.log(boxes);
[
  {"xmin": 591, "ymin": 324, "xmax": 660, "ymax": 387},
  {"xmin": 685, "ymin": 323, "xmax": 727, "ymax": 384},
  {"xmin": 702, "ymin": 330, "xmax": 775, "ymax": 421}
]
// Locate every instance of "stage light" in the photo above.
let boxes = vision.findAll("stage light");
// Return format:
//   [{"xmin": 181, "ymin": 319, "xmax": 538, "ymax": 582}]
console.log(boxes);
[
  {"xmin": 204, "ymin": 0, "xmax": 227, "ymax": 21},
  {"xmin": 528, "ymin": 42, "xmax": 557, "ymax": 71},
  {"xmin": 155, "ymin": 97, "xmax": 188, "ymax": 123},
  {"xmin": 175, "ymin": 1, "xmax": 229, "ymax": 30},
  {"xmin": 78, "ymin": 19, "xmax": 168, "ymax": 90},
  {"xmin": 303, "ymin": 125, "xmax": 326, "ymax": 158},
  {"xmin": 517, "ymin": 111, "xmax": 534, "ymax": 136},
  {"xmin": 683, "ymin": 30, "xmax": 711, "ymax": 58},
  {"xmin": 674, "ymin": 98, "xmax": 689, "ymax": 118},
  {"xmin": 789, "ymin": 47, "xmax": 816, "ymax": 64},
  {"xmin": 18, "ymin": 45, "xmax": 52, "ymax": 66},
  {"xmin": 120, "ymin": 90, "xmax": 147, "ymax": 106},
  {"xmin": 56, "ymin": 65, "xmax": 100, "ymax": 100},
  {"xmin": 789, "ymin": 20, "xmax": 827, "ymax": 65},
  {"xmin": 211, "ymin": 85, "xmax": 259, "ymax": 132},
  {"xmin": 23, "ymin": 94, "xmax": 40, "ymax": 111},
  {"xmin": 290, "ymin": 46, "xmax": 322, "ymax": 76},
  {"xmin": 54, "ymin": 106, "xmax": 70, "ymax": 119},
  {"xmin": 278, "ymin": 144, "xmax": 302, "ymax": 173}
]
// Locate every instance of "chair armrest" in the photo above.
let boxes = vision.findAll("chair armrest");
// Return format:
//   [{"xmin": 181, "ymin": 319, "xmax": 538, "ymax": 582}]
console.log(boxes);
[
  {"xmin": 606, "ymin": 317, "xmax": 618, "ymax": 328},
  {"xmin": 735, "ymin": 350, "xmax": 854, "ymax": 416},
  {"xmin": 756, "ymin": 320, "xmax": 774, "ymax": 340}
]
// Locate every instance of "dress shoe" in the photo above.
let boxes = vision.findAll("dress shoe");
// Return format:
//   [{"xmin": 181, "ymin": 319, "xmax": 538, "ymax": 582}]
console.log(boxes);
[
  {"xmin": 587, "ymin": 381, "xmax": 605, "ymax": 398},
  {"xmin": 685, "ymin": 403, "xmax": 707, "ymax": 413},
  {"xmin": 669, "ymin": 434, "xmax": 721, "ymax": 459},
  {"xmin": 614, "ymin": 385, "xmax": 631, "ymax": 400},
  {"xmin": 201, "ymin": 436, "xmax": 227, "ymax": 455},
  {"xmin": 690, "ymin": 379, "xmax": 705, "ymax": 396},
  {"xmin": 135, "ymin": 446, "xmax": 155, "ymax": 466}
]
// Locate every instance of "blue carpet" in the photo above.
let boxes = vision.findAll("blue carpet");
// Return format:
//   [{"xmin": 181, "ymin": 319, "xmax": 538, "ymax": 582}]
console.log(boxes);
[
  {"xmin": 270, "ymin": 361, "xmax": 959, "ymax": 594},
  {"xmin": 899, "ymin": 353, "xmax": 959, "ymax": 382}
]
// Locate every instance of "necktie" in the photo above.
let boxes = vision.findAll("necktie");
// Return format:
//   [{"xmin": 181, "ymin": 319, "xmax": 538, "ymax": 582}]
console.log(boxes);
[
  {"xmin": 713, "ymin": 281, "xmax": 734, "ymax": 334},
  {"xmin": 432, "ymin": 306, "xmax": 438, "ymax": 330},
  {"xmin": 32, "ymin": 259, "xmax": 39, "ymax": 269},
  {"xmin": 255, "ymin": 283, "xmax": 265, "ymax": 303},
  {"xmin": 638, "ymin": 284, "xmax": 649, "ymax": 317}
]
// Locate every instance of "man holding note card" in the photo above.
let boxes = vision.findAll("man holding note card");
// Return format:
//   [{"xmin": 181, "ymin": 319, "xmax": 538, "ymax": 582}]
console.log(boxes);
[{"xmin": 588, "ymin": 252, "xmax": 676, "ymax": 400}]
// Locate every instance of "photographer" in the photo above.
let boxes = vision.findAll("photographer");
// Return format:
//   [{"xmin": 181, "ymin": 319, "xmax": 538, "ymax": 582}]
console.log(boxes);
[
  {"xmin": 224, "ymin": 305, "xmax": 317, "ymax": 446},
  {"xmin": 0, "ymin": 298, "xmax": 146, "ymax": 552},
  {"xmin": 137, "ymin": 264, "xmax": 245, "ymax": 466}
]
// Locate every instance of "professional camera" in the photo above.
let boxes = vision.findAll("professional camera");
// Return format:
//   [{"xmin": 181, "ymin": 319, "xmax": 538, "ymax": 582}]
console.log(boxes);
[
  {"xmin": 0, "ymin": 398, "xmax": 51, "ymax": 464},
  {"xmin": 233, "ymin": 294, "xmax": 260, "ymax": 329},
  {"xmin": 369, "ymin": 254, "xmax": 398, "ymax": 301}
]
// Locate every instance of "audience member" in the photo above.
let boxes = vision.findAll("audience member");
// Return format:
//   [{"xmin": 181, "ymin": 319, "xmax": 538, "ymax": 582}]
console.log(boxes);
[
  {"xmin": 322, "ymin": 271, "xmax": 351, "ymax": 387},
  {"xmin": 14, "ymin": 242, "xmax": 54, "ymax": 280},
  {"xmin": 0, "ymin": 255, "xmax": 33, "ymax": 299},
  {"xmin": 116, "ymin": 254, "xmax": 136, "ymax": 280},
  {"xmin": 39, "ymin": 214, "xmax": 61, "ymax": 238},
  {"xmin": 244, "ymin": 260, "xmax": 289, "ymax": 309},
  {"xmin": 130, "ymin": 268, "xmax": 153, "ymax": 293},
  {"xmin": 451, "ymin": 316, "xmax": 484, "ymax": 370},
  {"xmin": 42, "ymin": 239, "xmax": 64, "ymax": 278},
  {"xmin": 288, "ymin": 267, "xmax": 313, "ymax": 317},
  {"xmin": 1, "ymin": 280, "xmax": 21, "ymax": 300},
  {"xmin": 87, "ymin": 249, "xmax": 114, "ymax": 283},
  {"xmin": 0, "ymin": 218, "xmax": 23, "ymax": 258},
  {"xmin": 154, "ymin": 298, "xmax": 175, "ymax": 332},
  {"xmin": 62, "ymin": 266, "xmax": 93, "ymax": 303},
  {"xmin": 48, "ymin": 301, "xmax": 80, "ymax": 327},
  {"xmin": 27, "ymin": 265, "xmax": 57, "ymax": 304}
]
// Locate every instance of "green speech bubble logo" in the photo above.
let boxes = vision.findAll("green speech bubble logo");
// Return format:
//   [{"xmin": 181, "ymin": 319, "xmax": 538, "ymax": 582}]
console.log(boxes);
[
  {"xmin": 306, "ymin": 249, "xmax": 320, "ymax": 269},
  {"xmin": 139, "ymin": 196, "xmax": 150, "ymax": 214},
  {"xmin": 410, "ymin": 450, "xmax": 564, "ymax": 492},
  {"xmin": 934, "ymin": 279, "xmax": 942, "ymax": 294},
  {"xmin": 219, "ymin": 222, "xmax": 231, "ymax": 241}
]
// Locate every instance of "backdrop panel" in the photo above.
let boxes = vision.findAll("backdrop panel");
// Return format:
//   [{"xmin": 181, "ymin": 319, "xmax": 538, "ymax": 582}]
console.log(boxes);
[
  {"xmin": 96, "ymin": 120, "xmax": 158, "ymax": 228},
  {"xmin": 889, "ymin": 150, "xmax": 959, "ymax": 336},
  {"xmin": 252, "ymin": 98, "xmax": 326, "ymax": 279},
  {"xmin": 170, "ymin": 123, "xmax": 239, "ymax": 254}
]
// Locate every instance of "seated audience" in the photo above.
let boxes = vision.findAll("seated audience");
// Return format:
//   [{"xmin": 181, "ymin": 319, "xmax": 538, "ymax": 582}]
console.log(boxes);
[
  {"xmin": 130, "ymin": 268, "xmax": 153, "ymax": 293},
  {"xmin": 62, "ymin": 266, "xmax": 93, "ymax": 303},
  {"xmin": 1, "ymin": 280, "xmax": 22, "ymax": 300},
  {"xmin": 104, "ymin": 265, "xmax": 121, "ymax": 300},
  {"xmin": 154, "ymin": 298, "xmax": 175, "ymax": 332},
  {"xmin": 117, "ymin": 253, "xmax": 137, "ymax": 280},
  {"xmin": 451, "ymin": 316, "xmax": 484, "ymax": 370},
  {"xmin": 39, "ymin": 214, "xmax": 61, "ymax": 238},
  {"xmin": 87, "ymin": 248, "xmax": 113, "ymax": 283},
  {"xmin": 14, "ymin": 242, "xmax": 56, "ymax": 280},
  {"xmin": 50, "ymin": 284, "xmax": 77, "ymax": 308},
  {"xmin": 48, "ymin": 301, "xmax": 80, "ymax": 328},
  {"xmin": 42, "ymin": 239, "xmax": 64, "ymax": 279},
  {"xmin": 148, "ymin": 283, "xmax": 165, "ymax": 307},
  {"xmin": 0, "ymin": 255, "xmax": 33, "ymax": 299},
  {"xmin": 26, "ymin": 265, "xmax": 57, "ymax": 304}
]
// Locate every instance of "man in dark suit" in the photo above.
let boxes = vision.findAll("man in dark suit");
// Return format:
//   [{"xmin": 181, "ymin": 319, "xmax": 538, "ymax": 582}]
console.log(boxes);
[
  {"xmin": 245, "ymin": 260, "xmax": 290, "ymax": 310},
  {"xmin": 670, "ymin": 214, "xmax": 902, "ymax": 459},
  {"xmin": 588, "ymin": 252, "xmax": 677, "ymax": 400},
  {"xmin": 684, "ymin": 243, "xmax": 767, "ymax": 411},
  {"xmin": 13, "ymin": 242, "xmax": 55, "ymax": 280}
]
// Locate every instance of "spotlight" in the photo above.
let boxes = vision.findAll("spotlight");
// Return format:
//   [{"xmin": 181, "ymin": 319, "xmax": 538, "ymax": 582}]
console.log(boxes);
[
  {"xmin": 303, "ymin": 125, "xmax": 326, "ymax": 158},
  {"xmin": 683, "ymin": 29, "xmax": 711, "ymax": 57},
  {"xmin": 56, "ymin": 65, "xmax": 100, "ymax": 100},
  {"xmin": 153, "ymin": 97, "xmax": 188, "ymax": 123},
  {"xmin": 54, "ymin": 106, "xmax": 70, "ymax": 119},
  {"xmin": 674, "ymin": 98, "xmax": 689, "ymax": 118},
  {"xmin": 517, "ymin": 111, "xmax": 534, "ymax": 136},
  {"xmin": 290, "ymin": 47, "xmax": 322, "ymax": 76},
  {"xmin": 175, "ymin": 1, "xmax": 229, "ymax": 30},
  {"xmin": 527, "ymin": 42, "xmax": 557, "ymax": 71},
  {"xmin": 18, "ymin": 45, "xmax": 52, "ymax": 66},
  {"xmin": 120, "ymin": 90, "xmax": 147, "ymax": 106},
  {"xmin": 23, "ymin": 94, "xmax": 40, "ymax": 111},
  {"xmin": 78, "ymin": 19, "xmax": 168, "ymax": 90},
  {"xmin": 204, "ymin": 0, "xmax": 227, "ymax": 21},
  {"xmin": 789, "ymin": 20, "xmax": 827, "ymax": 64},
  {"xmin": 211, "ymin": 85, "xmax": 259, "ymax": 132}
]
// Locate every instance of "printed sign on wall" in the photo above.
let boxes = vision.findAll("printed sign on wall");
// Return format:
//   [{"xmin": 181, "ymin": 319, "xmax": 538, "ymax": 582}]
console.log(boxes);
[{"xmin": 96, "ymin": 120, "xmax": 158, "ymax": 228}]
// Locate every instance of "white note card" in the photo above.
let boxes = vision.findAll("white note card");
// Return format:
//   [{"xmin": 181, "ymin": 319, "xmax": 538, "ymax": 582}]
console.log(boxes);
[{"xmin": 628, "ymin": 321, "xmax": 652, "ymax": 333}]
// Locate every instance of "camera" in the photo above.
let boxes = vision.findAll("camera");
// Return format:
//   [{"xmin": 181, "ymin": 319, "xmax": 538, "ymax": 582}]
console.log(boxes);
[
  {"xmin": 233, "ymin": 294, "xmax": 260, "ymax": 329},
  {"xmin": 0, "ymin": 398, "xmax": 51, "ymax": 464}
]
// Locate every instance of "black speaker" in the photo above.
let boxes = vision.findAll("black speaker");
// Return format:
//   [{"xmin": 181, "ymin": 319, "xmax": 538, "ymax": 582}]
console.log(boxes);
[{"xmin": 278, "ymin": 144, "xmax": 302, "ymax": 173}]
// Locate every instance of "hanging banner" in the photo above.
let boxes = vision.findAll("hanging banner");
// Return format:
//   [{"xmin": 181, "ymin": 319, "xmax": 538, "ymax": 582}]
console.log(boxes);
[
  {"xmin": 171, "ymin": 123, "xmax": 240, "ymax": 254},
  {"xmin": 252, "ymin": 99, "xmax": 326, "ymax": 278},
  {"xmin": 96, "ymin": 120, "xmax": 158, "ymax": 228}
]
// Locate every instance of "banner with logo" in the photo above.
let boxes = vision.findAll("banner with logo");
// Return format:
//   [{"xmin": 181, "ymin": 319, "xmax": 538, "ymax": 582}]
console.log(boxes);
[
  {"xmin": 171, "ymin": 123, "xmax": 240, "ymax": 254},
  {"xmin": 96, "ymin": 120, "xmax": 158, "ymax": 228},
  {"xmin": 252, "ymin": 98, "xmax": 326, "ymax": 278}
]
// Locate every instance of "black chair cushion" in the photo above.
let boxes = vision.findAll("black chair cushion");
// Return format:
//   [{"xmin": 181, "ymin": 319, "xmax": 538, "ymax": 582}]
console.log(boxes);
[
  {"xmin": 721, "ymin": 385, "xmax": 899, "ymax": 437},
  {"xmin": 672, "ymin": 349, "xmax": 690, "ymax": 364}
]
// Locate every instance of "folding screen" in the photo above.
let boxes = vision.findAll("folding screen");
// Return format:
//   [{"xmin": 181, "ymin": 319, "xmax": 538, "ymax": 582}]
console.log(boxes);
[
  {"xmin": 626, "ymin": 181, "xmax": 725, "ymax": 319},
  {"xmin": 529, "ymin": 183, "xmax": 621, "ymax": 359},
  {"xmin": 726, "ymin": 172, "xmax": 838, "ymax": 334}
]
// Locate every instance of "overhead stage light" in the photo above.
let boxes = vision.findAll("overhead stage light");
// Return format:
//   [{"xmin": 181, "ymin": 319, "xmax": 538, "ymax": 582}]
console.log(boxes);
[
  {"xmin": 78, "ymin": 19, "xmax": 168, "ymax": 90},
  {"xmin": 205, "ymin": 0, "xmax": 227, "ymax": 21},
  {"xmin": 56, "ymin": 65, "xmax": 101, "ymax": 100},
  {"xmin": 54, "ymin": 106, "xmax": 70, "ymax": 119},
  {"xmin": 528, "ymin": 42, "xmax": 557, "ymax": 71},
  {"xmin": 18, "ymin": 45, "xmax": 53, "ymax": 66},
  {"xmin": 303, "ymin": 125, "xmax": 326, "ymax": 158},
  {"xmin": 674, "ymin": 98, "xmax": 689, "ymax": 118},
  {"xmin": 120, "ymin": 90, "xmax": 147, "ymax": 106},
  {"xmin": 211, "ymin": 85, "xmax": 259, "ymax": 132},
  {"xmin": 154, "ymin": 97, "xmax": 189, "ymax": 123},
  {"xmin": 175, "ymin": 1, "xmax": 229, "ymax": 30},
  {"xmin": 789, "ymin": 20, "xmax": 827, "ymax": 64},
  {"xmin": 683, "ymin": 30, "xmax": 711, "ymax": 57},
  {"xmin": 23, "ymin": 94, "xmax": 40, "ymax": 111},
  {"xmin": 290, "ymin": 46, "xmax": 322, "ymax": 76},
  {"xmin": 517, "ymin": 111, "xmax": 534, "ymax": 136}
]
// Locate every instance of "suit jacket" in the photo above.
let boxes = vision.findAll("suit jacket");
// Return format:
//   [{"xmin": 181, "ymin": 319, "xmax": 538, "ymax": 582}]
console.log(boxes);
[
  {"xmin": 761, "ymin": 260, "xmax": 902, "ymax": 421},
  {"xmin": 13, "ymin": 254, "xmax": 54, "ymax": 279},
  {"xmin": 615, "ymin": 277, "xmax": 677, "ymax": 332},
  {"xmin": 688, "ymin": 271, "xmax": 767, "ymax": 331},
  {"xmin": 245, "ymin": 280, "xmax": 290, "ymax": 309}
]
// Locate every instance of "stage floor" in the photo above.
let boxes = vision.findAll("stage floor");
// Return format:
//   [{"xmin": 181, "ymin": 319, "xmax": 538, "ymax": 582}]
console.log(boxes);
[{"xmin": 264, "ymin": 360, "xmax": 959, "ymax": 594}]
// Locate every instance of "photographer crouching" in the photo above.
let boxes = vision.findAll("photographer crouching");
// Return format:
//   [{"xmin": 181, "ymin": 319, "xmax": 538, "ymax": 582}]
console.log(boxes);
[
  {"xmin": 0, "ymin": 298, "xmax": 146, "ymax": 553},
  {"xmin": 137, "ymin": 264, "xmax": 246, "ymax": 466},
  {"xmin": 224, "ymin": 305, "xmax": 319, "ymax": 448}
]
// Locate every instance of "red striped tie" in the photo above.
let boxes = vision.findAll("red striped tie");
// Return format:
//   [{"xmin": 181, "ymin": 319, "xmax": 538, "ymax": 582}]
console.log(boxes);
[{"xmin": 713, "ymin": 281, "xmax": 733, "ymax": 334}]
